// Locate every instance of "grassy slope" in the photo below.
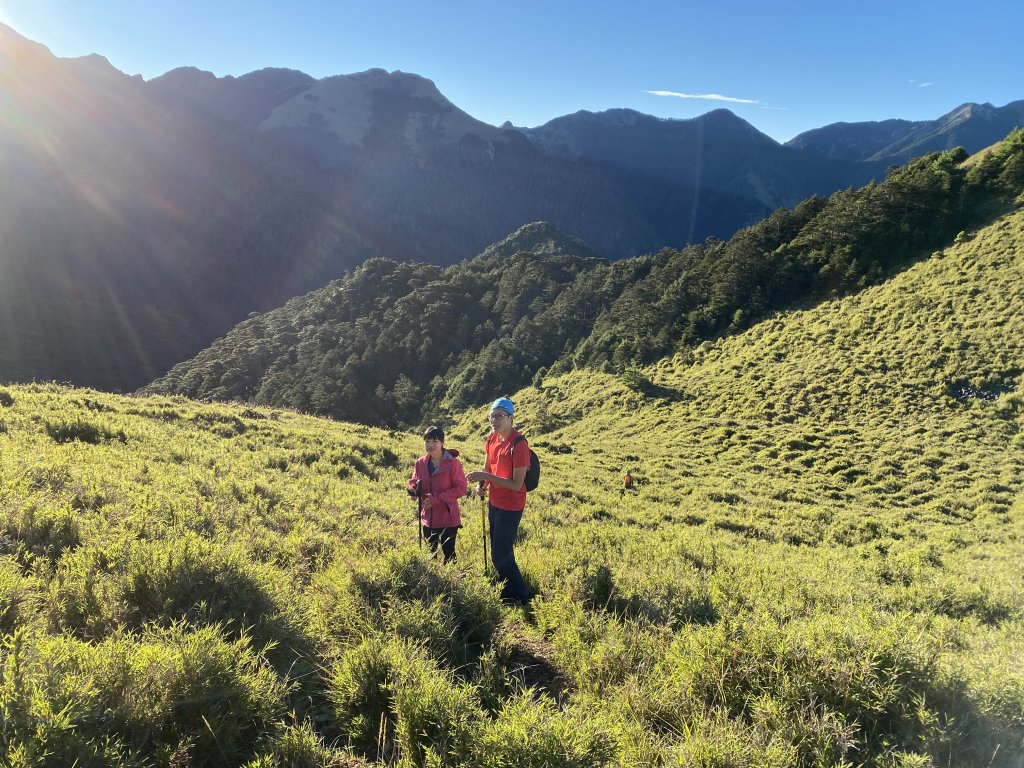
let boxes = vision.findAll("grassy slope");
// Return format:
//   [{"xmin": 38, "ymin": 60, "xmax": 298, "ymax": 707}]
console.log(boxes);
[
  {"xmin": 460, "ymin": 206, "xmax": 1024, "ymax": 764},
  {"xmin": 1, "ymin": 208, "xmax": 1023, "ymax": 765}
]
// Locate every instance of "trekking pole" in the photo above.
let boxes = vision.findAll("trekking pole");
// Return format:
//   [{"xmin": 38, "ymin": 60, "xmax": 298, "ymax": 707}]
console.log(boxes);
[
  {"xmin": 479, "ymin": 488, "xmax": 488, "ymax": 576},
  {"xmin": 428, "ymin": 492, "xmax": 435, "ymax": 560},
  {"xmin": 415, "ymin": 480, "xmax": 423, "ymax": 551}
]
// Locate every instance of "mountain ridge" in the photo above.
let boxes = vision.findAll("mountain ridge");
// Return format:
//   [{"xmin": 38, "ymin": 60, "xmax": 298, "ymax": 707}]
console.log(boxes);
[
  {"xmin": 788, "ymin": 99, "xmax": 1024, "ymax": 162},
  {"xmin": 2, "ymin": 20, "xmax": 1022, "ymax": 393}
]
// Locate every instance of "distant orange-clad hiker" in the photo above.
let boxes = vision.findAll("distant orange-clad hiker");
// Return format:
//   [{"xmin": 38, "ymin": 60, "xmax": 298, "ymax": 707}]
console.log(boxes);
[{"xmin": 621, "ymin": 470, "xmax": 634, "ymax": 496}]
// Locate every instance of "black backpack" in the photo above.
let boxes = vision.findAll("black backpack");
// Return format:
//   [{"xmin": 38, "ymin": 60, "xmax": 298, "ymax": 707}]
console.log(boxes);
[{"xmin": 512, "ymin": 435, "xmax": 540, "ymax": 492}]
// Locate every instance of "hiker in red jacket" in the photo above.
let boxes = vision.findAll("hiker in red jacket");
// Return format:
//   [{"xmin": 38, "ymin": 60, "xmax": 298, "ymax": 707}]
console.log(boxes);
[{"xmin": 407, "ymin": 425, "xmax": 467, "ymax": 563}]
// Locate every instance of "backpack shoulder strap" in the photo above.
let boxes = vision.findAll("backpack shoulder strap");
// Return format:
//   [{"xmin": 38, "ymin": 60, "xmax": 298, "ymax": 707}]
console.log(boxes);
[{"xmin": 511, "ymin": 434, "xmax": 526, "ymax": 454}]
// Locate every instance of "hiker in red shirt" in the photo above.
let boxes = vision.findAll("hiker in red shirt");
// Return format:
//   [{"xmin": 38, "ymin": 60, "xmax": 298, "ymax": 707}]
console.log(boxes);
[{"xmin": 467, "ymin": 397, "xmax": 531, "ymax": 605}]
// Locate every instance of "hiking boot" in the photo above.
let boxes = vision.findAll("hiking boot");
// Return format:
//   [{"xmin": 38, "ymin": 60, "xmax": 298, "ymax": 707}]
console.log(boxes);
[{"xmin": 501, "ymin": 593, "xmax": 532, "ymax": 607}]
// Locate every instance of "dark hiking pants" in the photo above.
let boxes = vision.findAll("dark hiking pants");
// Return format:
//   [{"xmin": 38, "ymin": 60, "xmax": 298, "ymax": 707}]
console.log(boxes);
[
  {"xmin": 488, "ymin": 504, "xmax": 529, "ymax": 602},
  {"xmin": 423, "ymin": 525, "xmax": 458, "ymax": 564}
]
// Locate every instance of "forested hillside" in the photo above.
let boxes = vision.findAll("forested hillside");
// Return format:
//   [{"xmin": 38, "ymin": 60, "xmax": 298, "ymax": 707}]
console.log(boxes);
[
  {"xmin": 2, "ymin": 195, "xmax": 1023, "ymax": 765},
  {"xmin": 147, "ymin": 130, "xmax": 1024, "ymax": 427}
]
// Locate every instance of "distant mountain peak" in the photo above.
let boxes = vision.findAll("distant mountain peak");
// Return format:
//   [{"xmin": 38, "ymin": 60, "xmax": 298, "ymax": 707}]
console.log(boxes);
[
  {"xmin": 67, "ymin": 52, "xmax": 114, "ymax": 68},
  {"xmin": 151, "ymin": 66, "xmax": 220, "ymax": 87},
  {"xmin": 588, "ymin": 107, "xmax": 647, "ymax": 126},
  {"xmin": 528, "ymin": 105, "xmax": 775, "ymax": 155},
  {"xmin": 0, "ymin": 21, "xmax": 55, "ymax": 63},
  {"xmin": 1, "ymin": 24, "xmax": 129, "ymax": 83},
  {"xmin": 351, "ymin": 67, "xmax": 440, "ymax": 92},
  {"xmin": 701, "ymin": 107, "xmax": 742, "ymax": 120},
  {"xmin": 941, "ymin": 101, "xmax": 997, "ymax": 126},
  {"xmin": 259, "ymin": 67, "xmax": 508, "ymax": 153},
  {"xmin": 0, "ymin": 20, "xmax": 30, "ymax": 44},
  {"xmin": 479, "ymin": 221, "xmax": 605, "ymax": 261},
  {"xmin": 62, "ymin": 52, "xmax": 135, "ymax": 85}
]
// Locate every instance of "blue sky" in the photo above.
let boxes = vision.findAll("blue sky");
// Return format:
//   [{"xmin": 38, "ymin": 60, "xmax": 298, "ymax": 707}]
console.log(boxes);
[{"xmin": 2, "ymin": 0, "xmax": 1021, "ymax": 142}]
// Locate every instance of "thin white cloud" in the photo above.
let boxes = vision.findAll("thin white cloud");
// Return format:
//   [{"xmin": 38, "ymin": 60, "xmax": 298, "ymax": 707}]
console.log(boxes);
[
  {"xmin": 646, "ymin": 90, "xmax": 759, "ymax": 105},
  {"xmin": 918, "ymin": 82, "xmax": 934, "ymax": 88}
]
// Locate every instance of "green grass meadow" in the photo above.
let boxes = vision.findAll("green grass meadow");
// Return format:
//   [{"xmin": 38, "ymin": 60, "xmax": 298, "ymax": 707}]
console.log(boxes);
[{"xmin": 2, "ymin": 208, "xmax": 1024, "ymax": 765}]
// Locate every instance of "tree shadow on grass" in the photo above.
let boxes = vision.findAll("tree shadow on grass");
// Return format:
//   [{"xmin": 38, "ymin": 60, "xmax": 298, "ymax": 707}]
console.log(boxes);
[{"xmin": 620, "ymin": 367, "xmax": 686, "ymax": 402}]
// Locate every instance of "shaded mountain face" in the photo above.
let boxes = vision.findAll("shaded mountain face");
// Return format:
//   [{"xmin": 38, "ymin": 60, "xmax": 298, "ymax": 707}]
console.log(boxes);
[
  {"xmin": 0, "ymin": 22, "xmax": 1009, "ymax": 392},
  {"xmin": 784, "ymin": 119, "xmax": 923, "ymax": 161},
  {"xmin": 787, "ymin": 100, "xmax": 1024, "ymax": 162},
  {"xmin": 524, "ymin": 108, "xmax": 880, "ymax": 204}
]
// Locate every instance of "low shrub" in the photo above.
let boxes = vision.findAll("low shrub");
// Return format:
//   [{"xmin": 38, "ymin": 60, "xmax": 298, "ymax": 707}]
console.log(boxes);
[
  {"xmin": 249, "ymin": 721, "xmax": 372, "ymax": 767},
  {"xmin": 44, "ymin": 416, "xmax": 126, "ymax": 444},
  {"xmin": 0, "ymin": 624, "xmax": 287, "ymax": 767},
  {"xmin": 46, "ymin": 537, "xmax": 313, "ymax": 673},
  {"xmin": 389, "ymin": 645, "xmax": 481, "ymax": 765},
  {"xmin": 473, "ymin": 693, "xmax": 617, "ymax": 768},
  {"xmin": 95, "ymin": 623, "xmax": 288, "ymax": 765},
  {"xmin": 310, "ymin": 550, "xmax": 502, "ymax": 668},
  {"xmin": 0, "ymin": 629, "xmax": 126, "ymax": 766},
  {"xmin": 326, "ymin": 637, "xmax": 404, "ymax": 757},
  {"xmin": 0, "ymin": 558, "xmax": 38, "ymax": 635},
  {"xmin": 2, "ymin": 500, "xmax": 82, "ymax": 565}
]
